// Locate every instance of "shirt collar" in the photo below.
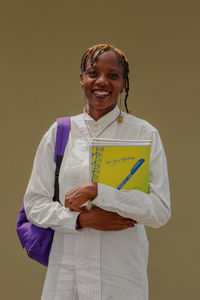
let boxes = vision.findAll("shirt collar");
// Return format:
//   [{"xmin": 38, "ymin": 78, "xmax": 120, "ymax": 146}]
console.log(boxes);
[{"xmin": 83, "ymin": 105, "xmax": 120, "ymax": 137}]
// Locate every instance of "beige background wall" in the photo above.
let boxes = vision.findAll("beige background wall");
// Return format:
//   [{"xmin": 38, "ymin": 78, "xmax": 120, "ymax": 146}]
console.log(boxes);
[{"xmin": 1, "ymin": 0, "xmax": 199, "ymax": 299}]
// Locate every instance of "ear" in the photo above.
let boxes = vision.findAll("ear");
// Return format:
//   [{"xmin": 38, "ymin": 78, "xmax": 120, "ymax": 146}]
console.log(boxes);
[{"xmin": 80, "ymin": 73, "xmax": 84, "ymax": 88}]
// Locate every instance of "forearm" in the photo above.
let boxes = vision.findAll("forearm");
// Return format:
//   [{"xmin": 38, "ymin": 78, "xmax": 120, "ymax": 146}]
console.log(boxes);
[
  {"xmin": 93, "ymin": 183, "xmax": 170, "ymax": 228},
  {"xmin": 76, "ymin": 206, "xmax": 135, "ymax": 231},
  {"xmin": 24, "ymin": 191, "xmax": 80, "ymax": 233}
]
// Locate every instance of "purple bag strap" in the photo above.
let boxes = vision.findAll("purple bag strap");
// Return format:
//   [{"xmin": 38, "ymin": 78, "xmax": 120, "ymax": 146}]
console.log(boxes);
[
  {"xmin": 54, "ymin": 117, "xmax": 71, "ymax": 163},
  {"xmin": 53, "ymin": 117, "xmax": 71, "ymax": 202}
]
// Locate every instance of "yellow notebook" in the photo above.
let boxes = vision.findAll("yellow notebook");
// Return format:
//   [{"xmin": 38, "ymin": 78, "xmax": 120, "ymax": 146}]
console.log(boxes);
[{"xmin": 89, "ymin": 139, "xmax": 151, "ymax": 193}]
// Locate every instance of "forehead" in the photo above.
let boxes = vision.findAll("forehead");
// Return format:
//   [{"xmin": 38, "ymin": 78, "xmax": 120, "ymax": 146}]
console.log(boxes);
[{"xmin": 86, "ymin": 50, "xmax": 123, "ymax": 71}]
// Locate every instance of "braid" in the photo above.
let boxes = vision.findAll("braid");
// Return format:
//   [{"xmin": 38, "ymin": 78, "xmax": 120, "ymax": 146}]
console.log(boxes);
[
  {"xmin": 124, "ymin": 76, "xmax": 130, "ymax": 113},
  {"xmin": 80, "ymin": 44, "xmax": 130, "ymax": 113}
]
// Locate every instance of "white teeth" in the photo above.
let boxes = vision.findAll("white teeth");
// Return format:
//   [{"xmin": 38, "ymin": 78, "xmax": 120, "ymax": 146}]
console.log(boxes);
[{"xmin": 94, "ymin": 90, "xmax": 109, "ymax": 95}]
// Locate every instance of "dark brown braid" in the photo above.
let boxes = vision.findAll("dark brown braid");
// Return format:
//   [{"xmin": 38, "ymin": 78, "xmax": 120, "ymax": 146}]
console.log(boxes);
[{"xmin": 80, "ymin": 44, "xmax": 130, "ymax": 113}]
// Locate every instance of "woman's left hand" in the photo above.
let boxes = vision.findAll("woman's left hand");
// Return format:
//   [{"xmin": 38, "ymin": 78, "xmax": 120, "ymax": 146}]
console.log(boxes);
[{"xmin": 65, "ymin": 182, "xmax": 98, "ymax": 211}]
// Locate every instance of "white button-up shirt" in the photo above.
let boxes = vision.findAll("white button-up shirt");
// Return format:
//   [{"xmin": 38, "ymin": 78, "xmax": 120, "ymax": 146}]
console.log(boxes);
[{"xmin": 24, "ymin": 106, "xmax": 171, "ymax": 300}]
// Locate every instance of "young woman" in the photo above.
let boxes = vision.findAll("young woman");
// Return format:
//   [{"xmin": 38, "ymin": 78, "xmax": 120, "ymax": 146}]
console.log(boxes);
[{"xmin": 24, "ymin": 44, "xmax": 171, "ymax": 300}]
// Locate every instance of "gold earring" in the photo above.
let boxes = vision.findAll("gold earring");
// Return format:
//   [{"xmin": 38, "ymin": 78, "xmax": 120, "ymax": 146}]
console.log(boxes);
[{"xmin": 117, "ymin": 93, "xmax": 123, "ymax": 123}]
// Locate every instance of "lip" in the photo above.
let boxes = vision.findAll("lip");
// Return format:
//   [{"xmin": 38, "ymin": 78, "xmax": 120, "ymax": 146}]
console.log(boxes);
[
  {"xmin": 93, "ymin": 87, "xmax": 110, "ymax": 92},
  {"xmin": 92, "ymin": 88, "xmax": 111, "ymax": 98}
]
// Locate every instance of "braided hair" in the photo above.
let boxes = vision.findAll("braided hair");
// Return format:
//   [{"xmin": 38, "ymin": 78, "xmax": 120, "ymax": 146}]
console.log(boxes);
[{"xmin": 80, "ymin": 44, "xmax": 130, "ymax": 113}]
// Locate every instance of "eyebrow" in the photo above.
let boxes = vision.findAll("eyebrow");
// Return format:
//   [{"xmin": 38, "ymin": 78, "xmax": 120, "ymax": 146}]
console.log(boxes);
[{"xmin": 86, "ymin": 66, "xmax": 121, "ymax": 73}]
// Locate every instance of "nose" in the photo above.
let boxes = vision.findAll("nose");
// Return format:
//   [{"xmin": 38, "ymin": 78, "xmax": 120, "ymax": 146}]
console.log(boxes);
[{"xmin": 95, "ymin": 74, "xmax": 109, "ymax": 86}]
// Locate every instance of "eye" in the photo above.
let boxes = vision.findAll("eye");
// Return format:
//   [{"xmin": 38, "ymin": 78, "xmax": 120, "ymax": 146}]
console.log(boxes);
[
  {"xmin": 109, "ymin": 73, "xmax": 119, "ymax": 79},
  {"xmin": 87, "ymin": 70, "xmax": 98, "ymax": 77}
]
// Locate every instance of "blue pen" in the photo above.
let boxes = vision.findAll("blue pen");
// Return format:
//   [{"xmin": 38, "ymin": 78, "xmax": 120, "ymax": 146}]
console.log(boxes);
[{"xmin": 117, "ymin": 158, "xmax": 145, "ymax": 190}]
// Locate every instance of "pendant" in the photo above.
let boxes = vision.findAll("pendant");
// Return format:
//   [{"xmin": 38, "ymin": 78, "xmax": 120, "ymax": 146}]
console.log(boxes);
[{"xmin": 117, "ymin": 114, "xmax": 123, "ymax": 123}]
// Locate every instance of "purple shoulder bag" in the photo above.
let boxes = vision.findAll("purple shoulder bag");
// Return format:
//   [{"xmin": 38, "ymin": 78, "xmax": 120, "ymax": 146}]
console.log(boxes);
[{"xmin": 16, "ymin": 117, "xmax": 71, "ymax": 267}]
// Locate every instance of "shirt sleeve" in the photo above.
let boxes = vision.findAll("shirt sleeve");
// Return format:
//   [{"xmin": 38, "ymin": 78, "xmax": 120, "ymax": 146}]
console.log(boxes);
[
  {"xmin": 92, "ymin": 130, "xmax": 171, "ymax": 228},
  {"xmin": 23, "ymin": 123, "xmax": 80, "ymax": 234}
]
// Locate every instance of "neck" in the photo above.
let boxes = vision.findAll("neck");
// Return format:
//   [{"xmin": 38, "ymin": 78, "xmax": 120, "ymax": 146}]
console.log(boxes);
[{"xmin": 86, "ymin": 105, "xmax": 117, "ymax": 121}]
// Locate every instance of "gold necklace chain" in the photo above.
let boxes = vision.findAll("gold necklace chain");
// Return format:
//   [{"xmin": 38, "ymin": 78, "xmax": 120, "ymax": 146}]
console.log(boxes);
[{"xmin": 84, "ymin": 113, "xmax": 121, "ymax": 138}]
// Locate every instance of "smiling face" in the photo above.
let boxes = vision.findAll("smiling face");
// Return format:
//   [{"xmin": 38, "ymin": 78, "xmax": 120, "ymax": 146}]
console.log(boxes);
[{"xmin": 80, "ymin": 50, "xmax": 125, "ymax": 121}]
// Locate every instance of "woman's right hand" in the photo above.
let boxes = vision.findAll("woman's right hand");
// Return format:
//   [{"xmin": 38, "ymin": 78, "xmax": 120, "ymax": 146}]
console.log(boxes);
[{"xmin": 77, "ymin": 206, "xmax": 136, "ymax": 231}]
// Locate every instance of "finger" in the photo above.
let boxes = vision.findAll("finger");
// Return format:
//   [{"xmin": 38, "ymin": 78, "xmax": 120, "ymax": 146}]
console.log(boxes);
[
  {"xmin": 113, "ymin": 220, "xmax": 135, "ymax": 228},
  {"xmin": 65, "ymin": 186, "xmax": 82, "ymax": 197},
  {"xmin": 124, "ymin": 219, "xmax": 135, "ymax": 225},
  {"xmin": 68, "ymin": 201, "xmax": 75, "ymax": 210},
  {"xmin": 80, "ymin": 205, "xmax": 89, "ymax": 212},
  {"xmin": 68, "ymin": 206, "xmax": 75, "ymax": 211},
  {"xmin": 69, "ymin": 203, "xmax": 79, "ymax": 211},
  {"xmin": 114, "ymin": 224, "xmax": 134, "ymax": 231},
  {"xmin": 115, "ymin": 216, "xmax": 137, "ymax": 224},
  {"xmin": 70, "ymin": 203, "xmax": 81, "ymax": 212},
  {"xmin": 65, "ymin": 195, "xmax": 70, "ymax": 206},
  {"xmin": 65, "ymin": 199, "xmax": 69, "ymax": 208}
]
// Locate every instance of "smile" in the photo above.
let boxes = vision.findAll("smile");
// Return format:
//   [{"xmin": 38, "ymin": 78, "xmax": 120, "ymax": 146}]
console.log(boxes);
[{"xmin": 93, "ymin": 89, "xmax": 111, "ymax": 97}]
